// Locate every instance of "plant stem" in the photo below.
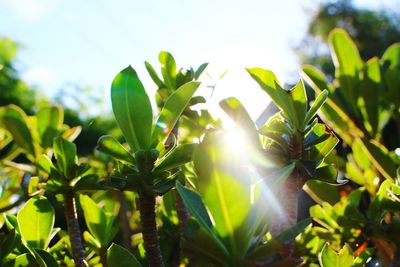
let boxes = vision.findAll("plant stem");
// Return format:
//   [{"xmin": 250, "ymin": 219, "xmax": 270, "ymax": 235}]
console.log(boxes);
[
  {"xmin": 64, "ymin": 191, "xmax": 87, "ymax": 267},
  {"xmin": 138, "ymin": 193, "xmax": 164, "ymax": 267},
  {"xmin": 100, "ymin": 247, "xmax": 108, "ymax": 267}
]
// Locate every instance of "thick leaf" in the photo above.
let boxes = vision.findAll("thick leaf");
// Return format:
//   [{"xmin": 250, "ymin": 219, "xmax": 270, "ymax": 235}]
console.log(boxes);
[
  {"xmin": 194, "ymin": 62, "xmax": 209, "ymax": 80},
  {"xmin": 356, "ymin": 138, "xmax": 397, "ymax": 181},
  {"xmin": 36, "ymin": 106, "xmax": 63, "ymax": 149},
  {"xmin": 329, "ymin": 28, "xmax": 363, "ymax": 109},
  {"xmin": 276, "ymin": 218, "xmax": 311, "ymax": 244},
  {"xmin": 17, "ymin": 196, "xmax": 55, "ymax": 249},
  {"xmin": 288, "ymin": 80, "xmax": 307, "ymax": 130},
  {"xmin": 53, "ymin": 137, "xmax": 77, "ymax": 180},
  {"xmin": 159, "ymin": 51, "xmax": 177, "ymax": 89},
  {"xmin": 313, "ymin": 165, "xmax": 340, "ymax": 184},
  {"xmin": 319, "ymin": 244, "xmax": 354, "ymax": 267},
  {"xmin": 73, "ymin": 174, "xmax": 103, "ymax": 191},
  {"xmin": 79, "ymin": 195, "xmax": 118, "ymax": 247},
  {"xmin": 111, "ymin": 66, "xmax": 153, "ymax": 152},
  {"xmin": 176, "ymin": 182, "xmax": 213, "ymax": 234},
  {"xmin": 194, "ymin": 131, "xmax": 252, "ymax": 256},
  {"xmin": 151, "ymin": 81, "xmax": 200, "ymax": 145},
  {"xmin": 219, "ymin": 97, "xmax": 260, "ymax": 147},
  {"xmin": 303, "ymin": 180, "xmax": 341, "ymax": 205},
  {"xmin": 12, "ymin": 253, "xmax": 39, "ymax": 267},
  {"xmin": 153, "ymin": 143, "xmax": 196, "ymax": 174},
  {"xmin": 144, "ymin": 61, "xmax": 164, "ymax": 88},
  {"xmin": 304, "ymin": 89, "xmax": 328, "ymax": 127},
  {"xmin": 360, "ymin": 58, "xmax": 381, "ymax": 137},
  {"xmin": 34, "ymin": 249, "xmax": 59, "ymax": 267},
  {"xmin": 0, "ymin": 105, "xmax": 35, "ymax": 156},
  {"xmin": 96, "ymin": 135, "xmax": 135, "ymax": 165},
  {"xmin": 107, "ymin": 243, "xmax": 142, "ymax": 267}
]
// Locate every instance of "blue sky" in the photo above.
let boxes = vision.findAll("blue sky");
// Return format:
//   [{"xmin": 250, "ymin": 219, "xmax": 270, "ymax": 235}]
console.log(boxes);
[{"xmin": 0, "ymin": 0, "xmax": 398, "ymax": 120}]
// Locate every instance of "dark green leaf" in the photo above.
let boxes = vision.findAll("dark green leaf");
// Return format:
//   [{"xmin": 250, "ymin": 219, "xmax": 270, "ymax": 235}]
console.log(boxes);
[
  {"xmin": 36, "ymin": 106, "xmax": 63, "ymax": 149},
  {"xmin": 107, "ymin": 243, "xmax": 142, "ymax": 267}
]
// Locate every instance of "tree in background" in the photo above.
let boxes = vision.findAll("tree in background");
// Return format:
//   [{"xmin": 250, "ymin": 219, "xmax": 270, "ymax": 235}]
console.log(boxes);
[
  {"xmin": 0, "ymin": 37, "xmax": 37, "ymax": 114},
  {"xmin": 297, "ymin": 0, "xmax": 400, "ymax": 77}
]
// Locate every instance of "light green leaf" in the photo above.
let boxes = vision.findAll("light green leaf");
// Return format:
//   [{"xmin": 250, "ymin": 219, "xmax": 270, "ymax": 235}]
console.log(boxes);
[
  {"xmin": 17, "ymin": 196, "xmax": 55, "ymax": 249},
  {"xmin": 107, "ymin": 243, "xmax": 142, "ymax": 267},
  {"xmin": 111, "ymin": 66, "xmax": 153, "ymax": 152},
  {"xmin": 79, "ymin": 195, "xmax": 118, "ymax": 248},
  {"xmin": 145, "ymin": 61, "xmax": 164, "ymax": 88},
  {"xmin": 356, "ymin": 138, "xmax": 397, "ymax": 181},
  {"xmin": 329, "ymin": 28, "xmax": 363, "ymax": 109},
  {"xmin": 159, "ymin": 51, "xmax": 177, "ymax": 89},
  {"xmin": 194, "ymin": 131, "xmax": 252, "ymax": 257},
  {"xmin": 151, "ymin": 81, "xmax": 200, "ymax": 145},
  {"xmin": 36, "ymin": 106, "xmax": 63, "ymax": 149},
  {"xmin": 319, "ymin": 244, "xmax": 354, "ymax": 267},
  {"xmin": 53, "ymin": 137, "xmax": 77, "ymax": 180},
  {"xmin": 13, "ymin": 253, "xmax": 39, "ymax": 267},
  {"xmin": 153, "ymin": 144, "xmax": 197, "ymax": 174},
  {"xmin": 96, "ymin": 135, "xmax": 135, "ymax": 165},
  {"xmin": 0, "ymin": 105, "xmax": 35, "ymax": 156},
  {"xmin": 304, "ymin": 90, "xmax": 328, "ymax": 127}
]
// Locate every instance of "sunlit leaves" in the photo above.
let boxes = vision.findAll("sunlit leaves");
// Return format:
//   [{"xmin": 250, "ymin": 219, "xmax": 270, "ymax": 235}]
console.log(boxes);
[
  {"xmin": 319, "ymin": 244, "xmax": 354, "ymax": 267},
  {"xmin": 96, "ymin": 135, "xmax": 135, "ymax": 165},
  {"xmin": 79, "ymin": 195, "xmax": 118, "ymax": 248},
  {"xmin": 111, "ymin": 66, "xmax": 153, "ymax": 152},
  {"xmin": 17, "ymin": 196, "xmax": 55, "ymax": 249},
  {"xmin": 151, "ymin": 81, "xmax": 200, "ymax": 145}
]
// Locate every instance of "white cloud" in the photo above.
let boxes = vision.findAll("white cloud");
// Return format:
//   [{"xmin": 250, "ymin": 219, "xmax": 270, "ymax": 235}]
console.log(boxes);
[{"xmin": 0, "ymin": 0, "xmax": 60, "ymax": 21}]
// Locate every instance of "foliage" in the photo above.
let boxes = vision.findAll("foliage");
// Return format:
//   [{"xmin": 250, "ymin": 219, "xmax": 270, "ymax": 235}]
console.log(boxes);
[{"xmin": 0, "ymin": 28, "xmax": 399, "ymax": 267}]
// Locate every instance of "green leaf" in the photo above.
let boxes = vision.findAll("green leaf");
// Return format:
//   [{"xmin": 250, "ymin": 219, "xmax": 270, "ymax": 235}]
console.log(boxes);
[
  {"xmin": 276, "ymin": 218, "xmax": 311, "ymax": 244},
  {"xmin": 219, "ymin": 97, "xmax": 260, "ymax": 147},
  {"xmin": 303, "ymin": 180, "xmax": 341, "ymax": 205},
  {"xmin": 36, "ymin": 155, "xmax": 56, "ymax": 174},
  {"xmin": 360, "ymin": 58, "xmax": 381, "ymax": 137},
  {"xmin": 79, "ymin": 195, "xmax": 118, "ymax": 248},
  {"xmin": 73, "ymin": 174, "xmax": 103, "ymax": 191},
  {"xmin": 289, "ymin": 80, "xmax": 307, "ymax": 130},
  {"xmin": 17, "ymin": 196, "xmax": 55, "ymax": 249},
  {"xmin": 151, "ymin": 81, "xmax": 200, "ymax": 145},
  {"xmin": 304, "ymin": 90, "xmax": 328, "ymax": 127},
  {"xmin": 53, "ymin": 137, "xmax": 77, "ymax": 180},
  {"xmin": 176, "ymin": 182, "xmax": 229, "ymax": 254},
  {"xmin": 111, "ymin": 66, "xmax": 153, "ymax": 152},
  {"xmin": 144, "ymin": 61, "xmax": 164, "ymax": 88},
  {"xmin": 329, "ymin": 28, "xmax": 363, "ymax": 109},
  {"xmin": 0, "ymin": 105, "xmax": 35, "ymax": 156},
  {"xmin": 107, "ymin": 243, "xmax": 142, "ymax": 267},
  {"xmin": 176, "ymin": 182, "xmax": 213, "ymax": 234},
  {"xmin": 34, "ymin": 249, "xmax": 59, "ymax": 267},
  {"xmin": 319, "ymin": 244, "xmax": 354, "ymax": 267},
  {"xmin": 12, "ymin": 253, "xmax": 39, "ymax": 267},
  {"xmin": 159, "ymin": 51, "xmax": 177, "ymax": 89},
  {"xmin": 96, "ymin": 135, "xmax": 135, "ymax": 165},
  {"xmin": 194, "ymin": 63, "xmax": 209, "ymax": 80},
  {"xmin": 0, "ymin": 229, "xmax": 19, "ymax": 261},
  {"xmin": 313, "ymin": 165, "xmax": 340, "ymax": 184},
  {"xmin": 153, "ymin": 144, "xmax": 196, "ymax": 174},
  {"xmin": 356, "ymin": 138, "xmax": 397, "ymax": 181},
  {"xmin": 193, "ymin": 131, "xmax": 252, "ymax": 256},
  {"xmin": 36, "ymin": 106, "xmax": 63, "ymax": 149}
]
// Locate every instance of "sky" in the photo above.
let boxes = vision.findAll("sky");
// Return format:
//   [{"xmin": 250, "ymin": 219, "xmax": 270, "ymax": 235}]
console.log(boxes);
[{"xmin": 0, "ymin": 0, "xmax": 398, "ymax": 121}]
